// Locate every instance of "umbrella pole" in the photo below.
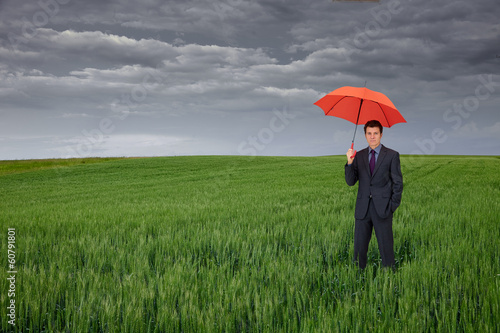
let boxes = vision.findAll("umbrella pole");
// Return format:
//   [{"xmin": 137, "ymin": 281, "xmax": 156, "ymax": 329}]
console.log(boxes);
[
  {"xmin": 351, "ymin": 124, "xmax": 358, "ymax": 149},
  {"xmin": 350, "ymin": 99, "xmax": 364, "ymax": 151}
]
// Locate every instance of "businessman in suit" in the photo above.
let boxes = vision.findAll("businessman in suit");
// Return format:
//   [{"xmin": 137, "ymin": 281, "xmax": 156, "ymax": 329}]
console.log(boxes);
[{"xmin": 345, "ymin": 120, "xmax": 403, "ymax": 269}]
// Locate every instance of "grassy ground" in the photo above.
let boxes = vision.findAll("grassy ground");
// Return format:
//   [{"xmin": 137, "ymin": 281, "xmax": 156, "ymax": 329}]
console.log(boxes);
[
  {"xmin": 0, "ymin": 155, "xmax": 499, "ymax": 332},
  {"xmin": 0, "ymin": 157, "xmax": 126, "ymax": 176}
]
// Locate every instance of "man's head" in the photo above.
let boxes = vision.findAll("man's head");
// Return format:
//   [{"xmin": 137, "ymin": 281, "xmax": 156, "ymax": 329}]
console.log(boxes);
[{"xmin": 364, "ymin": 120, "xmax": 383, "ymax": 149}]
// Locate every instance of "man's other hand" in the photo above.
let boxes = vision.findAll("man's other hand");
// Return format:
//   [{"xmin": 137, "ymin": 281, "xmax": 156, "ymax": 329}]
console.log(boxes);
[{"xmin": 346, "ymin": 148, "xmax": 355, "ymax": 165}]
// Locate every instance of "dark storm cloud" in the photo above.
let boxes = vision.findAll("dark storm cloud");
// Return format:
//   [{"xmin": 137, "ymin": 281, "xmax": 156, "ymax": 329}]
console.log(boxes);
[{"xmin": 0, "ymin": 0, "xmax": 499, "ymax": 159}]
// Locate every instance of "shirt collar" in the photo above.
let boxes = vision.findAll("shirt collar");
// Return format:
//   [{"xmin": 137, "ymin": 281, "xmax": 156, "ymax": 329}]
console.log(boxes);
[{"xmin": 369, "ymin": 144, "xmax": 382, "ymax": 155}]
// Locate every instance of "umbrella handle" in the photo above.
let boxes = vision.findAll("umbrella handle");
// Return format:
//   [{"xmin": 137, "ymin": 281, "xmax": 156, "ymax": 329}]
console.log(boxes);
[{"xmin": 350, "ymin": 142, "xmax": 357, "ymax": 159}]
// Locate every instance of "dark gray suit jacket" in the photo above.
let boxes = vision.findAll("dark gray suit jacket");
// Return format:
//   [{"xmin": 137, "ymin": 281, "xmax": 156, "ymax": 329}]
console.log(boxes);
[{"xmin": 345, "ymin": 145, "xmax": 403, "ymax": 219}]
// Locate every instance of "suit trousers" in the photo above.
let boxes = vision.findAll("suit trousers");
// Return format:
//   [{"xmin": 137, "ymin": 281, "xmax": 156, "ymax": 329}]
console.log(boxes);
[{"xmin": 354, "ymin": 198, "xmax": 395, "ymax": 269}]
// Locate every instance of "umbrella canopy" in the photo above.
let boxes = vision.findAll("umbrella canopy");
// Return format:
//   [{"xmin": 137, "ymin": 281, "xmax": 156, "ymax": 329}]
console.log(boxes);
[
  {"xmin": 314, "ymin": 86, "xmax": 406, "ymax": 157},
  {"xmin": 314, "ymin": 86, "xmax": 406, "ymax": 128}
]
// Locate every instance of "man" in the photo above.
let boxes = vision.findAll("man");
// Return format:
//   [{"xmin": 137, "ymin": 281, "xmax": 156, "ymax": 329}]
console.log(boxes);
[{"xmin": 345, "ymin": 120, "xmax": 403, "ymax": 269}]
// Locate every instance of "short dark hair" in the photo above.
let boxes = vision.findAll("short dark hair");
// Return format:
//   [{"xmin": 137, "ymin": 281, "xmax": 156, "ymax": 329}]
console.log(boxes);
[{"xmin": 364, "ymin": 120, "xmax": 383, "ymax": 134}]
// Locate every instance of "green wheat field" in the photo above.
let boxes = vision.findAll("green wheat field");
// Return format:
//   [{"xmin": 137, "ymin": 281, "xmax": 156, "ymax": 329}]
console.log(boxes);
[{"xmin": 1, "ymin": 155, "xmax": 499, "ymax": 332}]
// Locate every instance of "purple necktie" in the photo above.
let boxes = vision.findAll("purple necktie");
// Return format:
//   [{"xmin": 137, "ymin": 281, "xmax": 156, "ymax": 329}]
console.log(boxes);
[{"xmin": 370, "ymin": 150, "xmax": 376, "ymax": 175}]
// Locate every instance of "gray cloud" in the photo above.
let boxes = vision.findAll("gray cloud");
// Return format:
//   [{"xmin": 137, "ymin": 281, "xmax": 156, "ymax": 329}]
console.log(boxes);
[{"xmin": 0, "ymin": 0, "xmax": 499, "ymax": 159}]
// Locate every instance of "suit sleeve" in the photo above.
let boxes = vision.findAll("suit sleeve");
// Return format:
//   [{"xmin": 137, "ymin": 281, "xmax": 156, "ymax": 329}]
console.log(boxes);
[
  {"xmin": 390, "ymin": 152, "xmax": 403, "ymax": 212},
  {"xmin": 345, "ymin": 160, "xmax": 358, "ymax": 186}
]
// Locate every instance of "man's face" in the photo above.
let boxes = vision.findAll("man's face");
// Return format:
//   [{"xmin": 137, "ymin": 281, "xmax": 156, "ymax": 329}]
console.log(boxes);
[{"xmin": 365, "ymin": 126, "xmax": 382, "ymax": 149}]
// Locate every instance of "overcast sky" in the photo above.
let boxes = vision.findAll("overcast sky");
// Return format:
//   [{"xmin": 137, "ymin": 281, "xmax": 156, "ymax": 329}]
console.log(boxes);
[{"xmin": 1, "ymin": 0, "xmax": 499, "ymax": 160}]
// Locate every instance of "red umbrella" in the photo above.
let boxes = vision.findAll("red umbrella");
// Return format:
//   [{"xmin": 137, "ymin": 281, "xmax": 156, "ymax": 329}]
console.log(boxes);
[{"xmin": 314, "ymin": 86, "xmax": 406, "ymax": 157}]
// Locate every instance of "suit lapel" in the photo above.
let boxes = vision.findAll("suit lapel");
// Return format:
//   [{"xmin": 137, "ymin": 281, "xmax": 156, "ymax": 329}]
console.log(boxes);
[
  {"xmin": 372, "ymin": 145, "xmax": 387, "ymax": 178},
  {"xmin": 359, "ymin": 148, "xmax": 370, "ymax": 176}
]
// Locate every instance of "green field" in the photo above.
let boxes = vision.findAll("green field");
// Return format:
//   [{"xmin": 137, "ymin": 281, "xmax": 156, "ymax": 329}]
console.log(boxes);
[{"xmin": 1, "ymin": 155, "xmax": 499, "ymax": 332}]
